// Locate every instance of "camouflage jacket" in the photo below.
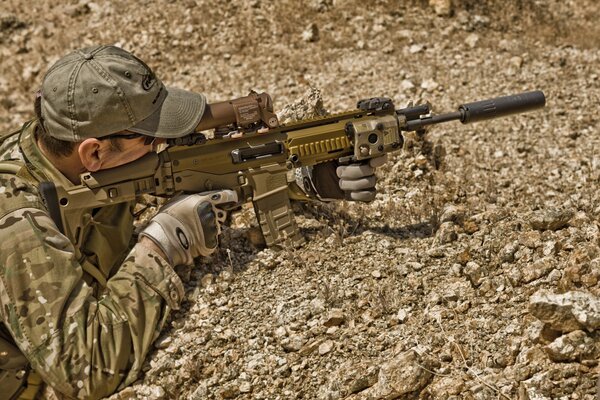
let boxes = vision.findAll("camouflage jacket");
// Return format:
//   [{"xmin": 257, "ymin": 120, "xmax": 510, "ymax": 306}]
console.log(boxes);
[{"xmin": 0, "ymin": 121, "xmax": 185, "ymax": 399}]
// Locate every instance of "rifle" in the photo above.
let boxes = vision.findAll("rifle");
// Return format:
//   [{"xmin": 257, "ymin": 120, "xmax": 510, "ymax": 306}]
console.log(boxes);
[{"xmin": 40, "ymin": 90, "xmax": 545, "ymax": 248}]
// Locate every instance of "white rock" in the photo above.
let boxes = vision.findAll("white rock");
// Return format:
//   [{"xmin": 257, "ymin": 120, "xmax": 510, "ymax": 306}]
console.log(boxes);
[
  {"xmin": 529, "ymin": 290, "xmax": 600, "ymax": 332},
  {"xmin": 465, "ymin": 33, "xmax": 479, "ymax": 49},
  {"xmin": 429, "ymin": 0, "xmax": 452, "ymax": 16},
  {"xmin": 409, "ymin": 44, "xmax": 424, "ymax": 54},
  {"xmin": 319, "ymin": 340, "xmax": 334, "ymax": 355},
  {"xmin": 420, "ymin": 78, "xmax": 439, "ymax": 91},
  {"xmin": 400, "ymin": 79, "xmax": 415, "ymax": 91},
  {"xmin": 302, "ymin": 23, "xmax": 319, "ymax": 42},
  {"xmin": 545, "ymin": 330, "xmax": 596, "ymax": 362}
]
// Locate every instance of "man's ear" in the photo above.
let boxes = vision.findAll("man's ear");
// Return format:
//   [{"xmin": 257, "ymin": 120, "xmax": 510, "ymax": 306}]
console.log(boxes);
[{"xmin": 78, "ymin": 138, "xmax": 103, "ymax": 171}]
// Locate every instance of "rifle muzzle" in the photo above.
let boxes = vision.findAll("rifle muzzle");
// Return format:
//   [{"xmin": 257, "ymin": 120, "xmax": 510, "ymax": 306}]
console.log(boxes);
[{"xmin": 459, "ymin": 90, "xmax": 546, "ymax": 124}]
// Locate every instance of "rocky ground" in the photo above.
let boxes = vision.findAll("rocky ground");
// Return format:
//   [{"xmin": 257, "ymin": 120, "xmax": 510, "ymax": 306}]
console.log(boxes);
[{"xmin": 1, "ymin": 0, "xmax": 599, "ymax": 399}]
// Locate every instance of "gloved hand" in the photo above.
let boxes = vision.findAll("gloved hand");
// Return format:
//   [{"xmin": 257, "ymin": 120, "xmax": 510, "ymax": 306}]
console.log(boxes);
[
  {"xmin": 140, "ymin": 190, "xmax": 238, "ymax": 266},
  {"xmin": 336, "ymin": 154, "xmax": 387, "ymax": 202},
  {"xmin": 295, "ymin": 154, "xmax": 387, "ymax": 202}
]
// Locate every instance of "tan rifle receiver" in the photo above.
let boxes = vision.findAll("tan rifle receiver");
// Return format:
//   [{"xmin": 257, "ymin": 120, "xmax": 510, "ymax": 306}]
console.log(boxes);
[{"xmin": 39, "ymin": 90, "xmax": 545, "ymax": 248}]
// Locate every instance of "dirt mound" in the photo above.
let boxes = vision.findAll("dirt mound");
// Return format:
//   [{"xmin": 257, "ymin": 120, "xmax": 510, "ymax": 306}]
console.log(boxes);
[{"xmin": 1, "ymin": 1, "xmax": 598, "ymax": 399}]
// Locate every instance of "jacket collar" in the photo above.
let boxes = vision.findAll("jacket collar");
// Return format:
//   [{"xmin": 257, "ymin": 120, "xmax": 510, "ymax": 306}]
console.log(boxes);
[{"xmin": 19, "ymin": 120, "xmax": 75, "ymax": 189}]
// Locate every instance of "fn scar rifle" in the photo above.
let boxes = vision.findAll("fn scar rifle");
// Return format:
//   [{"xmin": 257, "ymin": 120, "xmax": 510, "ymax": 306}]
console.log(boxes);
[{"xmin": 40, "ymin": 90, "xmax": 545, "ymax": 248}]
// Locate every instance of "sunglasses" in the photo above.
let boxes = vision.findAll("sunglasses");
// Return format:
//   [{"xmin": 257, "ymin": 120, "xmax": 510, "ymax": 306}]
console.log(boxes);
[{"xmin": 107, "ymin": 132, "xmax": 156, "ymax": 146}]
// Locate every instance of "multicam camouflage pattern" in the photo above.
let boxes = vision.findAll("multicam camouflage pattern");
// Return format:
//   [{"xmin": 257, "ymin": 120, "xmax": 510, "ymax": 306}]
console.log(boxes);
[
  {"xmin": 0, "ymin": 129, "xmax": 23, "ymax": 162},
  {"xmin": 0, "ymin": 122, "xmax": 185, "ymax": 399}
]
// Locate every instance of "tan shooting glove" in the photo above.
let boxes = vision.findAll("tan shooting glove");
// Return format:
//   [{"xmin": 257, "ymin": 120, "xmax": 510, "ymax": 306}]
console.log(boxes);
[
  {"xmin": 295, "ymin": 154, "xmax": 387, "ymax": 202},
  {"xmin": 140, "ymin": 190, "xmax": 238, "ymax": 266},
  {"xmin": 336, "ymin": 154, "xmax": 387, "ymax": 202}
]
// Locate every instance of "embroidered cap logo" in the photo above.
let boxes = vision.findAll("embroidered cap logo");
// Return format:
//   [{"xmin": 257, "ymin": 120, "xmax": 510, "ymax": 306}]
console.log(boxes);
[
  {"xmin": 131, "ymin": 54, "xmax": 157, "ymax": 91},
  {"xmin": 142, "ymin": 71, "xmax": 156, "ymax": 91}
]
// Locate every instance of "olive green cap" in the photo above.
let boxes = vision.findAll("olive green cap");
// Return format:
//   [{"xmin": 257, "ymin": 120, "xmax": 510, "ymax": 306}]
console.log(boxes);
[{"xmin": 40, "ymin": 45, "xmax": 206, "ymax": 141}]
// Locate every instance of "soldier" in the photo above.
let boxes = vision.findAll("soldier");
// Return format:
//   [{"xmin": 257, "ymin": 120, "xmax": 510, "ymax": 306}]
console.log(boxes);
[{"xmin": 0, "ymin": 45, "xmax": 383, "ymax": 399}]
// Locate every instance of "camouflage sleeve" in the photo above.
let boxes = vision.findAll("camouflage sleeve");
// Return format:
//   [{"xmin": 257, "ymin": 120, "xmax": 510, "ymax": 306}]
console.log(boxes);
[{"xmin": 0, "ymin": 176, "xmax": 185, "ymax": 399}]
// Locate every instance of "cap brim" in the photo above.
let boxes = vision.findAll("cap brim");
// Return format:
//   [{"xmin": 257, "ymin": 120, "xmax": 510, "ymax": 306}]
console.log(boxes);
[{"xmin": 128, "ymin": 87, "xmax": 206, "ymax": 138}]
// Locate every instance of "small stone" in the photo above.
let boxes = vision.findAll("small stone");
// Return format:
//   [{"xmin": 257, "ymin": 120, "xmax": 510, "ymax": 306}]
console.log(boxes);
[
  {"xmin": 542, "ymin": 240, "xmax": 559, "ymax": 256},
  {"xmin": 239, "ymin": 382, "xmax": 252, "ymax": 393},
  {"xmin": 154, "ymin": 335, "xmax": 172, "ymax": 349},
  {"xmin": 499, "ymin": 241, "xmax": 519, "ymax": 263},
  {"xmin": 456, "ymin": 249, "xmax": 471, "ymax": 265},
  {"xmin": 147, "ymin": 385, "xmax": 165, "ymax": 400},
  {"xmin": 321, "ymin": 361, "xmax": 379, "ymax": 397},
  {"xmin": 326, "ymin": 326, "xmax": 338, "ymax": 335},
  {"xmin": 519, "ymin": 231, "xmax": 542, "ymax": 249},
  {"xmin": 112, "ymin": 387, "xmax": 136, "ymax": 399},
  {"xmin": 409, "ymin": 44, "xmax": 424, "ymax": 54},
  {"xmin": 429, "ymin": 0, "xmax": 452, "ymax": 16},
  {"xmin": 443, "ymin": 282, "xmax": 469, "ymax": 302},
  {"xmin": 450, "ymin": 263, "xmax": 462, "ymax": 277},
  {"xmin": 462, "ymin": 220, "xmax": 479, "ymax": 235},
  {"xmin": 529, "ymin": 208, "xmax": 574, "ymax": 231},
  {"xmin": 368, "ymin": 350, "xmax": 434, "ymax": 398},
  {"xmin": 323, "ymin": 309, "xmax": 345, "ymax": 327},
  {"xmin": 200, "ymin": 273, "xmax": 214, "ymax": 288},
  {"xmin": 465, "ymin": 33, "xmax": 479, "ymax": 48},
  {"xmin": 509, "ymin": 56, "xmax": 523, "ymax": 69},
  {"xmin": 299, "ymin": 339, "xmax": 322, "ymax": 355},
  {"xmin": 420, "ymin": 78, "xmax": 439, "ymax": 92},
  {"xmin": 310, "ymin": 298, "xmax": 326, "ymax": 315},
  {"xmin": 217, "ymin": 383, "xmax": 240, "ymax": 399},
  {"xmin": 396, "ymin": 308, "xmax": 409, "ymax": 323},
  {"xmin": 371, "ymin": 270, "xmax": 382, "ymax": 279},
  {"xmin": 426, "ymin": 247, "xmax": 447, "ymax": 258},
  {"xmin": 545, "ymin": 330, "xmax": 596, "ymax": 362},
  {"xmin": 529, "ymin": 290, "xmax": 600, "ymax": 332},
  {"xmin": 436, "ymin": 221, "xmax": 458, "ymax": 244},
  {"xmin": 408, "ymin": 262, "xmax": 423, "ymax": 271},
  {"xmin": 440, "ymin": 204, "xmax": 465, "ymax": 225},
  {"xmin": 274, "ymin": 326, "xmax": 287, "ymax": 338},
  {"xmin": 522, "ymin": 257, "xmax": 556, "ymax": 283},
  {"xmin": 319, "ymin": 340, "xmax": 334, "ymax": 355},
  {"xmin": 463, "ymin": 261, "xmax": 483, "ymax": 286},
  {"xmin": 568, "ymin": 211, "xmax": 590, "ymax": 228},
  {"xmin": 219, "ymin": 270, "xmax": 234, "ymax": 282},
  {"xmin": 282, "ymin": 335, "xmax": 306, "ymax": 352},
  {"xmin": 400, "ymin": 79, "xmax": 415, "ymax": 91},
  {"xmin": 302, "ymin": 23, "xmax": 319, "ymax": 42}
]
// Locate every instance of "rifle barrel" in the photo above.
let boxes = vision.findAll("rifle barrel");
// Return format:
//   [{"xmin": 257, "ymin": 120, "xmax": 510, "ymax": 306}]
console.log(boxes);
[
  {"xmin": 404, "ymin": 90, "xmax": 545, "ymax": 131},
  {"xmin": 405, "ymin": 111, "xmax": 462, "ymax": 131}
]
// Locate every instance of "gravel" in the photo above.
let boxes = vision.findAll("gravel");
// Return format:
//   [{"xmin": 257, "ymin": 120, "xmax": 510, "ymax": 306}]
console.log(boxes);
[{"xmin": 1, "ymin": 0, "xmax": 599, "ymax": 399}]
